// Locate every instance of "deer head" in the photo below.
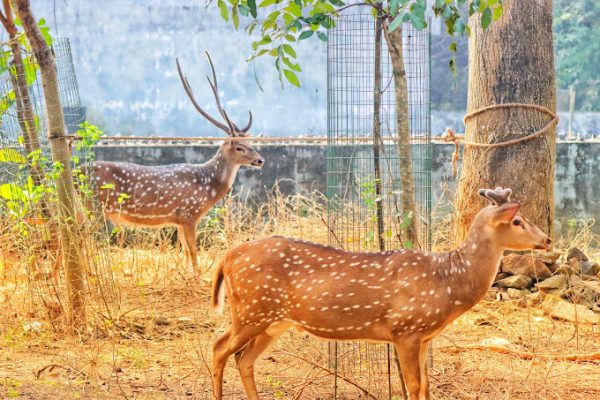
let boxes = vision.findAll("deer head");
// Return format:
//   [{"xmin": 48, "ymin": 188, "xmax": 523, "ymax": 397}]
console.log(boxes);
[
  {"xmin": 473, "ymin": 187, "xmax": 551, "ymax": 251},
  {"xmin": 176, "ymin": 52, "xmax": 264, "ymax": 168}
]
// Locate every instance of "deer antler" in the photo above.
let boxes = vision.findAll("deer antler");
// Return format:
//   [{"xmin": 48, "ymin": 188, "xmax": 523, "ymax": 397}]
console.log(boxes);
[
  {"xmin": 176, "ymin": 53, "xmax": 253, "ymax": 137},
  {"xmin": 478, "ymin": 187, "xmax": 513, "ymax": 206}
]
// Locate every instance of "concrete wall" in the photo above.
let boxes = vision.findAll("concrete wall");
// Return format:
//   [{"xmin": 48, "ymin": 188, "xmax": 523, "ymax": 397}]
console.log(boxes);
[{"xmin": 94, "ymin": 142, "xmax": 600, "ymax": 234}]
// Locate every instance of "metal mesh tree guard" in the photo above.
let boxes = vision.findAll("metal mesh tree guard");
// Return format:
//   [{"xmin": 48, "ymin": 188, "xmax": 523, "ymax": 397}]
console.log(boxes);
[
  {"xmin": 326, "ymin": 11, "xmax": 431, "ymax": 399},
  {"xmin": 0, "ymin": 37, "xmax": 119, "ymax": 330}
]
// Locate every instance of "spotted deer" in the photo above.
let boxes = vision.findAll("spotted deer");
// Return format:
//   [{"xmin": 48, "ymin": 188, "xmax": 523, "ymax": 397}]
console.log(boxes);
[
  {"xmin": 210, "ymin": 187, "xmax": 551, "ymax": 400},
  {"xmin": 93, "ymin": 53, "xmax": 264, "ymax": 273}
]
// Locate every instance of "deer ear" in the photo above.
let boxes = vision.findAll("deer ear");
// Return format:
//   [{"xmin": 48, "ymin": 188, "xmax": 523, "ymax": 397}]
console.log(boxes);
[{"xmin": 493, "ymin": 203, "xmax": 520, "ymax": 225}]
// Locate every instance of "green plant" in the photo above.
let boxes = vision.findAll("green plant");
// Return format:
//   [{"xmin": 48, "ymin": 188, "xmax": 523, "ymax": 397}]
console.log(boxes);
[{"xmin": 213, "ymin": 0, "xmax": 503, "ymax": 86}]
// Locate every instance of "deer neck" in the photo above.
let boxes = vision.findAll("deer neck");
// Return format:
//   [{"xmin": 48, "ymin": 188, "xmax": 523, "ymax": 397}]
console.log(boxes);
[
  {"xmin": 448, "ymin": 228, "xmax": 504, "ymax": 308},
  {"xmin": 203, "ymin": 148, "xmax": 241, "ymax": 193}
]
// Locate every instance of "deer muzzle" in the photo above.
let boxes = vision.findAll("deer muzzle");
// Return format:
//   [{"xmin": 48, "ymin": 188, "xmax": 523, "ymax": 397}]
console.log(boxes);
[{"xmin": 251, "ymin": 157, "xmax": 265, "ymax": 168}]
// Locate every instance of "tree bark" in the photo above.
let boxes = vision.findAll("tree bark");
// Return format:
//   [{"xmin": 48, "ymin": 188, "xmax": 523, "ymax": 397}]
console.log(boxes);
[
  {"xmin": 384, "ymin": 24, "xmax": 418, "ymax": 249},
  {"xmin": 454, "ymin": 0, "xmax": 556, "ymax": 242},
  {"xmin": 14, "ymin": 0, "xmax": 86, "ymax": 330},
  {"xmin": 372, "ymin": 14, "xmax": 385, "ymax": 252}
]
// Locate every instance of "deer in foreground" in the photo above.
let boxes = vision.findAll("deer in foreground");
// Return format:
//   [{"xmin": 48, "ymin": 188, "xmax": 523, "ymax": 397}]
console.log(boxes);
[
  {"xmin": 93, "ymin": 53, "xmax": 264, "ymax": 274},
  {"xmin": 210, "ymin": 187, "xmax": 551, "ymax": 400}
]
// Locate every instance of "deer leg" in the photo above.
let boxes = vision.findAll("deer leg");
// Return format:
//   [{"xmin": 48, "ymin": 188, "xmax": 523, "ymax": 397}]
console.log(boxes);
[
  {"xmin": 181, "ymin": 223, "xmax": 198, "ymax": 274},
  {"xmin": 177, "ymin": 225, "xmax": 190, "ymax": 267},
  {"xmin": 234, "ymin": 330, "xmax": 283, "ymax": 400},
  {"xmin": 212, "ymin": 326, "xmax": 259, "ymax": 400},
  {"xmin": 419, "ymin": 340, "xmax": 431, "ymax": 400},
  {"xmin": 393, "ymin": 337, "xmax": 425, "ymax": 400}
]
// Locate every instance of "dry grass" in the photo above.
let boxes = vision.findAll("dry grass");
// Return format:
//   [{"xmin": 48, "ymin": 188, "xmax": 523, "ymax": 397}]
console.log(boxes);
[{"xmin": 1, "ymin": 188, "xmax": 599, "ymax": 399}]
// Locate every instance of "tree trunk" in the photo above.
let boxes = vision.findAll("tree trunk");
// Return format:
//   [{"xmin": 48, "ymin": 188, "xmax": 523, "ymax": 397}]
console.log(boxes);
[
  {"xmin": 372, "ymin": 14, "xmax": 385, "ymax": 252},
  {"xmin": 14, "ymin": 0, "xmax": 86, "ymax": 330},
  {"xmin": 384, "ymin": 25, "xmax": 418, "ymax": 249},
  {"xmin": 454, "ymin": 0, "xmax": 556, "ymax": 242}
]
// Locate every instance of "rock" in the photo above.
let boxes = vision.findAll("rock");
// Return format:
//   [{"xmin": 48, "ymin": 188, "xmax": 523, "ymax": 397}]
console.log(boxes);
[
  {"xmin": 507, "ymin": 288, "xmax": 531, "ymax": 299},
  {"xmin": 519, "ymin": 291, "xmax": 546, "ymax": 308},
  {"xmin": 581, "ymin": 261, "xmax": 600, "ymax": 276},
  {"xmin": 496, "ymin": 274, "xmax": 533, "ymax": 290},
  {"xmin": 567, "ymin": 247, "xmax": 589, "ymax": 262},
  {"xmin": 564, "ymin": 276, "xmax": 600, "ymax": 306},
  {"xmin": 534, "ymin": 251, "xmax": 562, "ymax": 265},
  {"xmin": 536, "ymin": 274, "xmax": 568, "ymax": 291},
  {"xmin": 501, "ymin": 254, "xmax": 552, "ymax": 280},
  {"xmin": 176, "ymin": 317, "xmax": 196, "ymax": 330},
  {"xmin": 484, "ymin": 287, "xmax": 498, "ymax": 301},
  {"xmin": 554, "ymin": 260, "xmax": 581, "ymax": 276},
  {"xmin": 541, "ymin": 295, "xmax": 600, "ymax": 324},
  {"xmin": 495, "ymin": 272, "xmax": 511, "ymax": 281},
  {"xmin": 154, "ymin": 316, "xmax": 170, "ymax": 326}
]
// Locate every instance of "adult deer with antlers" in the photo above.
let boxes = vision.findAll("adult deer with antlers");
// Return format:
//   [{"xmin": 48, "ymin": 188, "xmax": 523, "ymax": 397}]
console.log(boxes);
[
  {"xmin": 93, "ymin": 53, "xmax": 264, "ymax": 274},
  {"xmin": 210, "ymin": 187, "xmax": 551, "ymax": 399}
]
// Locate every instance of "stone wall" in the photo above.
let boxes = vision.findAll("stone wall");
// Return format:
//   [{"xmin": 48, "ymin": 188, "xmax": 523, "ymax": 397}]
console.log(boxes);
[{"xmin": 94, "ymin": 142, "xmax": 600, "ymax": 235}]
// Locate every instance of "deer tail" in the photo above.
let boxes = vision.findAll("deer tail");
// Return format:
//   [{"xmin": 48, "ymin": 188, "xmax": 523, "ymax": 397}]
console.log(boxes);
[{"xmin": 212, "ymin": 254, "xmax": 228, "ymax": 314}]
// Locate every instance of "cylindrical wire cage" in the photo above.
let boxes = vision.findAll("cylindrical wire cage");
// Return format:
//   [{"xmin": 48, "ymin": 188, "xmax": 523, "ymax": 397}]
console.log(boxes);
[
  {"xmin": 0, "ymin": 37, "xmax": 119, "ymax": 329},
  {"xmin": 326, "ymin": 10, "xmax": 431, "ymax": 399}
]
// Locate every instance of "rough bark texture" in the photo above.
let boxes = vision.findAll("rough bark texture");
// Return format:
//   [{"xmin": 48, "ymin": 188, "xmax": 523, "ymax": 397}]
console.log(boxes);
[
  {"xmin": 385, "ymin": 25, "xmax": 418, "ymax": 249},
  {"xmin": 14, "ymin": 0, "xmax": 86, "ymax": 329},
  {"xmin": 454, "ymin": 0, "xmax": 556, "ymax": 242},
  {"xmin": 372, "ymin": 14, "xmax": 385, "ymax": 252}
]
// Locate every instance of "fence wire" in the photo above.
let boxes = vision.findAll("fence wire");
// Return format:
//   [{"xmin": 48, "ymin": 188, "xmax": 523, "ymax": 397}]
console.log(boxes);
[
  {"xmin": 326, "ymin": 11, "xmax": 431, "ymax": 399},
  {"xmin": 0, "ymin": 37, "xmax": 119, "ymax": 330}
]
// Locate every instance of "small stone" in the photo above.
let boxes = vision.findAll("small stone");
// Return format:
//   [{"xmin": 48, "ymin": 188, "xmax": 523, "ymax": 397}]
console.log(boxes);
[
  {"xmin": 555, "ymin": 260, "xmax": 581, "ymax": 276},
  {"xmin": 536, "ymin": 275, "xmax": 568, "ymax": 291},
  {"xmin": 495, "ymin": 274, "xmax": 533, "ymax": 290},
  {"xmin": 154, "ymin": 316, "xmax": 170, "ymax": 326},
  {"xmin": 501, "ymin": 254, "xmax": 552, "ymax": 280},
  {"xmin": 541, "ymin": 295, "xmax": 599, "ymax": 324},
  {"xmin": 581, "ymin": 261, "xmax": 600, "ymax": 276},
  {"xmin": 567, "ymin": 247, "xmax": 589, "ymax": 262},
  {"xmin": 507, "ymin": 288, "xmax": 531, "ymax": 299},
  {"xmin": 535, "ymin": 251, "xmax": 561, "ymax": 265},
  {"xmin": 495, "ymin": 272, "xmax": 511, "ymax": 281},
  {"xmin": 519, "ymin": 291, "xmax": 546, "ymax": 308},
  {"xmin": 485, "ymin": 287, "xmax": 499, "ymax": 301}
]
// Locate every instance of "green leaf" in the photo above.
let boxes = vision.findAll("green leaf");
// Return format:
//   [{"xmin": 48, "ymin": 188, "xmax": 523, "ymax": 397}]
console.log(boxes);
[
  {"xmin": 218, "ymin": 0, "xmax": 229, "ymax": 22},
  {"xmin": 481, "ymin": 7, "xmax": 492, "ymax": 29},
  {"xmin": 282, "ymin": 57, "xmax": 301, "ymax": 72},
  {"xmin": 453, "ymin": 19, "xmax": 466, "ymax": 36},
  {"xmin": 316, "ymin": 31, "xmax": 328, "ymax": 42},
  {"xmin": 283, "ymin": 69, "xmax": 300, "ymax": 87},
  {"xmin": 0, "ymin": 183, "xmax": 23, "ymax": 201},
  {"xmin": 282, "ymin": 44, "xmax": 296, "ymax": 58},
  {"xmin": 298, "ymin": 30, "xmax": 314, "ymax": 40},
  {"xmin": 258, "ymin": 0, "xmax": 278, "ymax": 6},
  {"xmin": 232, "ymin": 5, "xmax": 239, "ymax": 29},
  {"xmin": 248, "ymin": 0, "xmax": 257, "ymax": 18},
  {"xmin": 0, "ymin": 149, "xmax": 26, "ymax": 163},
  {"xmin": 389, "ymin": 13, "xmax": 404, "ymax": 32},
  {"xmin": 410, "ymin": 12, "xmax": 427, "ymax": 30},
  {"xmin": 493, "ymin": 5, "xmax": 503, "ymax": 21}
]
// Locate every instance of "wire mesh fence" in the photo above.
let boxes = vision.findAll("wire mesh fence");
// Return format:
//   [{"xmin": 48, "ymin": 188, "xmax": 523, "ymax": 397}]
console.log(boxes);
[
  {"xmin": 326, "ymin": 10, "xmax": 431, "ymax": 399},
  {"xmin": 0, "ymin": 37, "xmax": 119, "ymax": 330}
]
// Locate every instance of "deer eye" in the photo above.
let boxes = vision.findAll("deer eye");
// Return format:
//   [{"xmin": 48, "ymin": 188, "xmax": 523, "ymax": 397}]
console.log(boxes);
[
  {"xmin": 235, "ymin": 147, "xmax": 244, "ymax": 152},
  {"xmin": 512, "ymin": 219, "xmax": 521, "ymax": 226}
]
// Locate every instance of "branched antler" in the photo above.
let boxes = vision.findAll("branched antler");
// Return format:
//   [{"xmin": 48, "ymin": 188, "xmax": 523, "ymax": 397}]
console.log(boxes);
[{"xmin": 176, "ymin": 52, "xmax": 252, "ymax": 137}]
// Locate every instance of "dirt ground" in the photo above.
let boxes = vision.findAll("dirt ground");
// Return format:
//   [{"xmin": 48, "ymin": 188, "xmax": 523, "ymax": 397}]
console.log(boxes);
[{"xmin": 1, "ymin": 243, "xmax": 599, "ymax": 400}]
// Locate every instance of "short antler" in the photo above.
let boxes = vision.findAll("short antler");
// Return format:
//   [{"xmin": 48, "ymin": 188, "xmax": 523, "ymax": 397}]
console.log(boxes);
[
  {"xmin": 176, "ymin": 52, "xmax": 253, "ymax": 137},
  {"xmin": 478, "ymin": 187, "xmax": 513, "ymax": 206}
]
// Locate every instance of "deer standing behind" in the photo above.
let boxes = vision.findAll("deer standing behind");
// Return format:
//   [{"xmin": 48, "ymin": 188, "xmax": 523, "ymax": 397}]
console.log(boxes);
[
  {"xmin": 211, "ymin": 187, "xmax": 552, "ymax": 400},
  {"xmin": 93, "ymin": 53, "xmax": 264, "ymax": 274}
]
